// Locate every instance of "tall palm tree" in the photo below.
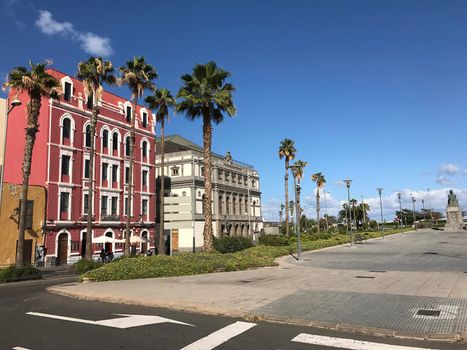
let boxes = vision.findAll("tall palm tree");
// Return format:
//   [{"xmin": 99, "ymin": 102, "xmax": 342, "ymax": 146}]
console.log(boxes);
[
  {"xmin": 3, "ymin": 61, "xmax": 60, "ymax": 267},
  {"xmin": 311, "ymin": 172, "xmax": 326, "ymax": 234},
  {"xmin": 145, "ymin": 88, "xmax": 176, "ymax": 255},
  {"xmin": 278, "ymin": 139, "xmax": 296, "ymax": 236},
  {"xmin": 77, "ymin": 57, "xmax": 116, "ymax": 261},
  {"xmin": 350, "ymin": 198, "xmax": 358, "ymax": 229},
  {"xmin": 177, "ymin": 61, "xmax": 236, "ymax": 252},
  {"xmin": 292, "ymin": 160, "xmax": 307, "ymax": 225},
  {"xmin": 119, "ymin": 57, "xmax": 157, "ymax": 257}
]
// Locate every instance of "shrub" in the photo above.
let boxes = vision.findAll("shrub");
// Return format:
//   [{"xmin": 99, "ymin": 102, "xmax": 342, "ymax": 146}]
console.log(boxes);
[
  {"xmin": 213, "ymin": 236, "xmax": 254, "ymax": 253},
  {"xmin": 258, "ymin": 235, "xmax": 293, "ymax": 246},
  {"xmin": 73, "ymin": 259, "xmax": 103, "ymax": 274},
  {"xmin": 0, "ymin": 265, "xmax": 41, "ymax": 283},
  {"xmin": 369, "ymin": 220, "xmax": 378, "ymax": 229}
]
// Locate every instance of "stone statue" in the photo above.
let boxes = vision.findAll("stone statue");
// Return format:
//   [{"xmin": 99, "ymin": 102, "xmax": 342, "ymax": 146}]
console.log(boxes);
[
  {"xmin": 224, "ymin": 151, "xmax": 232, "ymax": 163},
  {"xmin": 448, "ymin": 190, "xmax": 459, "ymax": 207}
]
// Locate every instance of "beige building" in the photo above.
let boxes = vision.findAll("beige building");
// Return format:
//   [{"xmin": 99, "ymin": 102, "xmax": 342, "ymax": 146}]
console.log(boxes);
[{"xmin": 155, "ymin": 135, "xmax": 262, "ymax": 252}]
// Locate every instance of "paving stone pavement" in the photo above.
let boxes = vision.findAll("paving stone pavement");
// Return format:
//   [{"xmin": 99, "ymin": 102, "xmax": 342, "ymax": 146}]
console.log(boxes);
[{"xmin": 48, "ymin": 230, "xmax": 467, "ymax": 340}]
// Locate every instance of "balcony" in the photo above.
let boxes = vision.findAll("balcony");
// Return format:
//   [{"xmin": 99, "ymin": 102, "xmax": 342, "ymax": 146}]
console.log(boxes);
[{"xmin": 101, "ymin": 214, "xmax": 120, "ymax": 221}]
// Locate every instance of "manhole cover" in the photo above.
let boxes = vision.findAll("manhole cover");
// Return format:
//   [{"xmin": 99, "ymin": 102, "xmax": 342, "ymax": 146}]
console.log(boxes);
[
  {"xmin": 416, "ymin": 309, "xmax": 441, "ymax": 317},
  {"xmin": 424, "ymin": 252, "xmax": 438, "ymax": 255},
  {"xmin": 356, "ymin": 276, "xmax": 375, "ymax": 279}
]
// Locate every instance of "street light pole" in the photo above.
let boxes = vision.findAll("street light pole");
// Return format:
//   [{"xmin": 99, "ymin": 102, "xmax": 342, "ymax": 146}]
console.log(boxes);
[
  {"xmin": 292, "ymin": 171, "xmax": 302, "ymax": 261},
  {"xmin": 324, "ymin": 190, "xmax": 329, "ymax": 233},
  {"xmin": 410, "ymin": 193, "xmax": 416, "ymax": 230},
  {"xmin": 427, "ymin": 188, "xmax": 432, "ymax": 224},
  {"xmin": 397, "ymin": 193, "xmax": 404, "ymax": 235},
  {"xmin": 343, "ymin": 179, "xmax": 353, "ymax": 246},
  {"xmin": 377, "ymin": 188, "xmax": 384, "ymax": 239},
  {"xmin": 247, "ymin": 170, "xmax": 251, "ymax": 239}
]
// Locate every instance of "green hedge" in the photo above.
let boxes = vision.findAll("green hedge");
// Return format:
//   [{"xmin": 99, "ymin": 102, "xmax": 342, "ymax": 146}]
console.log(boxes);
[
  {"xmin": 82, "ymin": 228, "xmax": 405, "ymax": 282},
  {"xmin": 0, "ymin": 265, "xmax": 42, "ymax": 283},
  {"xmin": 213, "ymin": 236, "xmax": 253, "ymax": 253},
  {"xmin": 73, "ymin": 259, "xmax": 103, "ymax": 274}
]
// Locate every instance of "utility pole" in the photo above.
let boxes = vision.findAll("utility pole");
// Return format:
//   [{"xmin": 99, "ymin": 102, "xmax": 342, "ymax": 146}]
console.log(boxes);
[
  {"xmin": 410, "ymin": 193, "xmax": 416, "ymax": 230},
  {"xmin": 324, "ymin": 190, "xmax": 329, "ymax": 233},
  {"xmin": 397, "ymin": 193, "xmax": 404, "ymax": 235}
]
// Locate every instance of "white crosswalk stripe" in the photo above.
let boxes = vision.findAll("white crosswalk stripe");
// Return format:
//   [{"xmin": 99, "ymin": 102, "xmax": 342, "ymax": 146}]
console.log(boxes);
[
  {"xmin": 291, "ymin": 333, "xmax": 440, "ymax": 350},
  {"xmin": 180, "ymin": 321, "xmax": 257, "ymax": 350}
]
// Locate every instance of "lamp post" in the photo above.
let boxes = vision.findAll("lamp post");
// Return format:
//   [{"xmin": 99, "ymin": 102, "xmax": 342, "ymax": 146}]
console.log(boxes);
[
  {"xmin": 397, "ymin": 193, "xmax": 404, "ymax": 235},
  {"xmin": 286, "ymin": 164, "xmax": 302, "ymax": 261},
  {"xmin": 410, "ymin": 193, "xmax": 416, "ymax": 230},
  {"xmin": 247, "ymin": 170, "xmax": 251, "ymax": 239},
  {"xmin": 324, "ymin": 190, "xmax": 329, "ymax": 233},
  {"xmin": 343, "ymin": 179, "xmax": 353, "ymax": 246},
  {"xmin": 427, "ymin": 188, "xmax": 432, "ymax": 224},
  {"xmin": 377, "ymin": 188, "xmax": 384, "ymax": 239},
  {"xmin": 0, "ymin": 99, "xmax": 22, "ymax": 214}
]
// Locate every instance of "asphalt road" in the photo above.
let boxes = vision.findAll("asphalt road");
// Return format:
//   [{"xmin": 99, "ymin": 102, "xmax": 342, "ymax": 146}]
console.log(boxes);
[{"xmin": 1, "ymin": 277, "xmax": 466, "ymax": 350}]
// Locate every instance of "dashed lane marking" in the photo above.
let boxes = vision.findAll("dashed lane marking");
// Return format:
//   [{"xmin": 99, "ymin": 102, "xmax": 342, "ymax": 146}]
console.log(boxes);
[
  {"xmin": 291, "ymin": 334, "xmax": 439, "ymax": 350},
  {"xmin": 180, "ymin": 321, "xmax": 257, "ymax": 350}
]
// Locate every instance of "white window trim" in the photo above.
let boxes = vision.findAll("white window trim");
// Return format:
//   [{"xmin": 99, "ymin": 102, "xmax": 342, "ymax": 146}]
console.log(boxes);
[
  {"xmin": 59, "ymin": 113, "xmax": 75, "ymax": 146},
  {"xmin": 61, "ymin": 76, "xmax": 73, "ymax": 102},
  {"xmin": 111, "ymin": 128, "xmax": 121, "ymax": 157},
  {"xmin": 140, "ymin": 137, "xmax": 150, "ymax": 163},
  {"xmin": 140, "ymin": 108, "xmax": 149, "ymax": 129},
  {"xmin": 57, "ymin": 187, "xmax": 72, "ymax": 221},
  {"xmin": 59, "ymin": 150, "xmax": 73, "ymax": 184},
  {"xmin": 55, "ymin": 229, "xmax": 71, "ymax": 262},
  {"xmin": 123, "ymin": 101, "xmax": 132, "ymax": 123},
  {"xmin": 82, "ymin": 191, "xmax": 95, "ymax": 216},
  {"xmin": 100, "ymin": 126, "xmax": 111, "ymax": 155},
  {"xmin": 140, "ymin": 194, "xmax": 150, "ymax": 222}
]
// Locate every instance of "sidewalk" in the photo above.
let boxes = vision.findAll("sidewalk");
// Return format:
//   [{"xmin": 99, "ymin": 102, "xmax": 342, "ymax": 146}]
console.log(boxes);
[{"xmin": 48, "ymin": 230, "xmax": 467, "ymax": 341}]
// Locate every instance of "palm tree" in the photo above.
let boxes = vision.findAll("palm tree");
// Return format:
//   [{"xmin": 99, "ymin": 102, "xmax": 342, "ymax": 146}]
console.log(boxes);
[
  {"xmin": 292, "ymin": 160, "xmax": 307, "ymax": 225},
  {"xmin": 145, "ymin": 88, "xmax": 176, "ymax": 255},
  {"xmin": 3, "ymin": 61, "xmax": 60, "ymax": 267},
  {"xmin": 311, "ymin": 172, "xmax": 326, "ymax": 234},
  {"xmin": 77, "ymin": 57, "xmax": 116, "ymax": 261},
  {"xmin": 350, "ymin": 198, "xmax": 358, "ymax": 229},
  {"xmin": 278, "ymin": 139, "xmax": 296, "ymax": 236},
  {"xmin": 177, "ymin": 62, "xmax": 236, "ymax": 252},
  {"xmin": 119, "ymin": 57, "xmax": 157, "ymax": 256}
]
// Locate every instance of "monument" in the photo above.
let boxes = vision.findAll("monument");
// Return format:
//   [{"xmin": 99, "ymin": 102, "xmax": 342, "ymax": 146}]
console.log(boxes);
[{"xmin": 445, "ymin": 190, "xmax": 463, "ymax": 232}]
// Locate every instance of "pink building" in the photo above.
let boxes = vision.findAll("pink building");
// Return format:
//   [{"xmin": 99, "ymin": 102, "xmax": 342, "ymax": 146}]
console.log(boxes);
[{"xmin": 4, "ymin": 69, "xmax": 156, "ymax": 264}]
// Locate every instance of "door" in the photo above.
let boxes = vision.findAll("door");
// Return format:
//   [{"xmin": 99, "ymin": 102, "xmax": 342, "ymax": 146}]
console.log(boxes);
[
  {"xmin": 57, "ymin": 233, "xmax": 68, "ymax": 265},
  {"xmin": 23, "ymin": 240, "xmax": 32, "ymax": 266}
]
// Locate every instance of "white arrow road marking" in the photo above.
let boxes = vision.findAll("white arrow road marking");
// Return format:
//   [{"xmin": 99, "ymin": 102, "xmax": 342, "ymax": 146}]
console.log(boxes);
[
  {"xmin": 26, "ymin": 312, "xmax": 193, "ymax": 329},
  {"xmin": 13, "ymin": 347, "xmax": 31, "ymax": 350},
  {"xmin": 291, "ymin": 334, "xmax": 439, "ymax": 350},
  {"xmin": 180, "ymin": 321, "xmax": 256, "ymax": 350}
]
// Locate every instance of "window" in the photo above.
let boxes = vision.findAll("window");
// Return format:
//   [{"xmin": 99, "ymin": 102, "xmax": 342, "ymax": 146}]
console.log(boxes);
[
  {"xmin": 19, "ymin": 200, "xmax": 34, "ymax": 229},
  {"xmin": 102, "ymin": 163, "xmax": 108, "ymax": 181},
  {"xmin": 125, "ymin": 167, "xmax": 130, "ymax": 184},
  {"xmin": 102, "ymin": 130, "xmax": 109, "ymax": 149},
  {"xmin": 62, "ymin": 118, "xmax": 71, "ymax": 142},
  {"xmin": 84, "ymin": 159, "xmax": 90, "ymax": 179},
  {"xmin": 142, "ymin": 199, "xmax": 148, "ymax": 216},
  {"xmin": 60, "ymin": 192, "xmax": 69, "ymax": 213},
  {"xmin": 142, "ymin": 141, "xmax": 148, "ymax": 158},
  {"xmin": 126, "ymin": 106, "xmax": 131, "ymax": 122},
  {"xmin": 64, "ymin": 82, "xmax": 72, "ymax": 101},
  {"xmin": 101, "ymin": 196, "xmax": 108, "ymax": 215},
  {"xmin": 142, "ymin": 170, "xmax": 148, "ymax": 187},
  {"xmin": 61, "ymin": 155, "xmax": 70, "ymax": 176},
  {"xmin": 112, "ymin": 132, "xmax": 118, "ymax": 151},
  {"xmin": 124, "ymin": 197, "xmax": 129, "ymax": 215},
  {"xmin": 142, "ymin": 112, "xmax": 147, "ymax": 128},
  {"xmin": 83, "ymin": 194, "xmax": 88, "ymax": 214},
  {"xmin": 111, "ymin": 197, "xmax": 118, "ymax": 215},
  {"xmin": 112, "ymin": 164, "xmax": 118, "ymax": 182},
  {"xmin": 86, "ymin": 93, "xmax": 93, "ymax": 109},
  {"xmin": 125, "ymin": 136, "xmax": 130, "ymax": 156},
  {"xmin": 171, "ymin": 166, "xmax": 179, "ymax": 176},
  {"xmin": 85, "ymin": 125, "xmax": 91, "ymax": 147}
]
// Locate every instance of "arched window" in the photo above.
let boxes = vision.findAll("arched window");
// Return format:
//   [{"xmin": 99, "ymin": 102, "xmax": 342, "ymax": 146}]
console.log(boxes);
[
  {"xmin": 125, "ymin": 136, "xmax": 130, "ymax": 156},
  {"xmin": 102, "ymin": 129, "xmax": 109, "ymax": 150},
  {"xmin": 62, "ymin": 118, "xmax": 71, "ymax": 143},
  {"xmin": 112, "ymin": 132, "xmax": 119, "ymax": 151},
  {"xmin": 142, "ymin": 141, "xmax": 148, "ymax": 158},
  {"xmin": 85, "ymin": 125, "xmax": 91, "ymax": 147}
]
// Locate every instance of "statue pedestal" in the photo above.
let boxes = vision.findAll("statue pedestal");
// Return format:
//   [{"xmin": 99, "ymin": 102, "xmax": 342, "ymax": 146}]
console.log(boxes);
[{"xmin": 445, "ymin": 206, "xmax": 463, "ymax": 232}]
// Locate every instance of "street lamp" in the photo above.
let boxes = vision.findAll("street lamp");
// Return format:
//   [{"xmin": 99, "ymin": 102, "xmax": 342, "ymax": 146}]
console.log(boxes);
[
  {"xmin": 427, "ymin": 188, "xmax": 433, "ymax": 224},
  {"xmin": 0, "ymin": 99, "xmax": 22, "ymax": 214},
  {"xmin": 376, "ymin": 188, "xmax": 384, "ymax": 239},
  {"xmin": 287, "ymin": 163, "xmax": 302, "ymax": 261},
  {"xmin": 323, "ymin": 190, "xmax": 329, "ymax": 233},
  {"xmin": 397, "ymin": 192, "xmax": 404, "ymax": 235},
  {"xmin": 343, "ymin": 179, "xmax": 353, "ymax": 246},
  {"xmin": 410, "ymin": 193, "xmax": 416, "ymax": 230}
]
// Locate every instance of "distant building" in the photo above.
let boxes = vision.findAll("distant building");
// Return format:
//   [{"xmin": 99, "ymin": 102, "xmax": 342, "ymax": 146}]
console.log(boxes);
[
  {"xmin": 2, "ymin": 69, "xmax": 156, "ymax": 265},
  {"xmin": 155, "ymin": 135, "xmax": 262, "ymax": 252}
]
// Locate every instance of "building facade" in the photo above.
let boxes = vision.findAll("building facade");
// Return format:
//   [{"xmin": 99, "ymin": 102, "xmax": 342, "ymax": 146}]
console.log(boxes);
[
  {"xmin": 155, "ymin": 135, "xmax": 262, "ymax": 252},
  {"xmin": 3, "ymin": 69, "xmax": 156, "ymax": 265}
]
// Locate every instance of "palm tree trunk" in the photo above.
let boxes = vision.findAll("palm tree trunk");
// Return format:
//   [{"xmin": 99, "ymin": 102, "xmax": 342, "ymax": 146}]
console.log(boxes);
[
  {"xmin": 17, "ymin": 95, "xmax": 41, "ymax": 267},
  {"xmin": 202, "ymin": 110, "xmax": 213, "ymax": 252},
  {"xmin": 85, "ymin": 94, "xmax": 99, "ymax": 261},
  {"xmin": 284, "ymin": 160, "xmax": 289, "ymax": 236},
  {"xmin": 158, "ymin": 118, "xmax": 165, "ymax": 255},
  {"xmin": 316, "ymin": 189, "xmax": 320, "ymax": 234},
  {"xmin": 125, "ymin": 100, "xmax": 137, "ymax": 256}
]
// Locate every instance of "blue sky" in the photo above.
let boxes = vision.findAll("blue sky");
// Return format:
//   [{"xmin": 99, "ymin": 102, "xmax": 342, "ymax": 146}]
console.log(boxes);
[{"xmin": 2, "ymin": 0, "xmax": 467, "ymax": 220}]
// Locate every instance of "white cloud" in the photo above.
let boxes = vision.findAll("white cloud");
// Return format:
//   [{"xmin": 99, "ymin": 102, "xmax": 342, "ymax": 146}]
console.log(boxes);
[
  {"xmin": 437, "ymin": 175, "xmax": 456, "ymax": 186},
  {"xmin": 438, "ymin": 163, "xmax": 459, "ymax": 175},
  {"xmin": 35, "ymin": 10, "xmax": 113, "ymax": 56}
]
